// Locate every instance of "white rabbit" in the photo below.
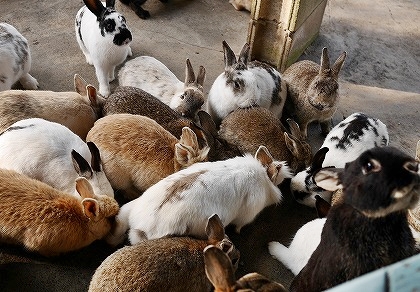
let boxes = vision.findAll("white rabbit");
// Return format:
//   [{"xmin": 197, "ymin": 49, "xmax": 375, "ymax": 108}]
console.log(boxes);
[
  {"xmin": 106, "ymin": 145, "xmax": 292, "ymax": 246},
  {"xmin": 0, "ymin": 22, "xmax": 38, "ymax": 91},
  {"xmin": 290, "ymin": 112, "xmax": 389, "ymax": 207},
  {"xmin": 75, "ymin": 0, "xmax": 132, "ymax": 97},
  {"xmin": 119, "ymin": 56, "xmax": 206, "ymax": 120},
  {"xmin": 206, "ymin": 41, "xmax": 287, "ymax": 126},
  {"xmin": 0, "ymin": 118, "xmax": 114, "ymax": 198}
]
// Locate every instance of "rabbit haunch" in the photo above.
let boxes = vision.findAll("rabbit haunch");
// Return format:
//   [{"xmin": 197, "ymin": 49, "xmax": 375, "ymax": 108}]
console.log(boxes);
[
  {"xmin": 290, "ymin": 146, "xmax": 420, "ymax": 292},
  {"xmin": 87, "ymin": 113, "xmax": 209, "ymax": 199},
  {"xmin": 89, "ymin": 214, "xmax": 240, "ymax": 292},
  {"xmin": 0, "ymin": 22, "xmax": 38, "ymax": 91},
  {"xmin": 0, "ymin": 169, "xmax": 119, "ymax": 257},
  {"xmin": 106, "ymin": 146, "xmax": 292, "ymax": 245},
  {"xmin": 0, "ymin": 74, "xmax": 103, "ymax": 140},
  {"xmin": 75, "ymin": 0, "xmax": 132, "ymax": 97},
  {"xmin": 0, "ymin": 118, "xmax": 114, "ymax": 198},
  {"xmin": 207, "ymin": 41, "xmax": 287, "ymax": 126}
]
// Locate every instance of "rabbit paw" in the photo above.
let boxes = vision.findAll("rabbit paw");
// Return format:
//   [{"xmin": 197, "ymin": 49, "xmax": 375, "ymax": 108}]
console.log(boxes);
[{"xmin": 19, "ymin": 73, "xmax": 39, "ymax": 89}]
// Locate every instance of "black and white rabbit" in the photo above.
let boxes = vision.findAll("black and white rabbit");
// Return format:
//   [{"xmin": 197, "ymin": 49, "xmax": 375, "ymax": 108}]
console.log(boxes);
[
  {"xmin": 0, "ymin": 22, "xmax": 38, "ymax": 91},
  {"xmin": 75, "ymin": 0, "xmax": 132, "ymax": 97}
]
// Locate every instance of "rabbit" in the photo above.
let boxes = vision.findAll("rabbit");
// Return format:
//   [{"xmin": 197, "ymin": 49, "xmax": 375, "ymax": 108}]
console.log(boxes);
[
  {"xmin": 290, "ymin": 112, "xmax": 389, "ymax": 207},
  {"xmin": 119, "ymin": 56, "xmax": 206, "ymax": 120},
  {"xmin": 290, "ymin": 146, "xmax": 420, "ymax": 292},
  {"xmin": 106, "ymin": 145, "xmax": 292, "ymax": 246},
  {"xmin": 0, "ymin": 22, "xmax": 38, "ymax": 91},
  {"xmin": 0, "ymin": 118, "xmax": 114, "ymax": 198},
  {"xmin": 204, "ymin": 245, "xmax": 287, "ymax": 292},
  {"xmin": 103, "ymin": 86, "xmax": 240, "ymax": 161},
  {"xmin": 282, "ymin": 47, "xmax": 347, "ymax": 138},
  {"xmin": 0, "ymin": 169, "xmax": 119, "ymax": 257},
  {"xmin": 218, "ymin": 106, "xmax": 312, "ymax": 173},
  {"xmin": 409, "ymin": 139, "xmax": 420, "ymax": 251},
  {"xmin": 119, "ymin": 0, "xmax": 169, "ymax": 19},
  {"xmin": 206, "ymin": 41, "xmax": 287, "ymax": 126},
  {"xmin": 75, "ymin": 0, "xmax": 132, "ymax": 97},
  {"xmin": 0, "ymin": 74, "xmax": 103, "ymax": 140},
  {"xmin": 229, "ymin": 0, "xmax": 252, "ymax": 12},
  {"xmin": 89, "ymin": 214, "xmax": 240, "ymax": 292},
  {"xmin": 87, "ymin": 113, "xmax": 210, "ymax": 200}
]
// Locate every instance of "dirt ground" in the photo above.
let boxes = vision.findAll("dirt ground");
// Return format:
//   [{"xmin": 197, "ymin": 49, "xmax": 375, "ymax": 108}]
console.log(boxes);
[{"xmin": 0, "ymin": 0, "xmax": 419, "ymax": 291}]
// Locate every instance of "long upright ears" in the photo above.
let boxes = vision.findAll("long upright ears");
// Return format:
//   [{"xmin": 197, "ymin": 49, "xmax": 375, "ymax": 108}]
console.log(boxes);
[
  {"xmin": 175, "ymin": 127, "xmax": 209, "ymax": 165},
  {"xmin": 255, "ymin": 145, "xmax": 274, "ymax": 167},
  {"xmin": 71, "ymin": 150, "xmax": 93, "ymax": 179},
  {"xmin": 87, "ymin": 141, "xmax": 102, "ymax": 172},
  {"xmin": 105, "ymin": 0, "xmax": 115, "ymax": 8},
  {"xmin": 320, "ymin": 47, "xmax": 330, "ymax": 73},
  {"xmin": 314, "ymin": 167, "xmax": 344, "ymax": 192},
  {"xmin": 205, "ymin": 214, "xmax": 226, "ymax": 243},
  {"xmin": 198, "ymin": 110, "xmax": 218, "ymax": 139},
  {"xmin": 76, "ymin": 177, "xmax": 99, "ymax": 220},
  {"xmin": 74, "ymin": 74, "xmax": 88, "ymax": 95},
  {"xmin": 222, "ymin": 40, "xmax": 237, "ymax": 69},
  {"xmin": 331, "ymin": 51, "xmax": 347, "ymax": 78},
  {"xmin": 238, "ymin": 42, "xmax": 250, "ymax": 65},
  {"xmin": 204, "ymin": 245, "xmax": 236, "ymax": 291},
  {"xmin": 196, "ymin": 66, "xmax": 206, "ymax": 87},
  {"xmin": 83, "ymin": 0, "xmax": 106, "ymax": 17},
  {"xmin": 309, "ymin": 147, "xmax": 329, "ymax": 173},
  {"xmin": 185, "ymin": 58, "xmax": 196, "ymax": 85}
]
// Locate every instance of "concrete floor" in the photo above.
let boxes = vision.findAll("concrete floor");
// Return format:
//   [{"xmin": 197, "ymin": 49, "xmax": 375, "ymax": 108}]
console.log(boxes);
[{"xmin": 0, "ymin": 0, "xmax": 420, "ymax": 291}]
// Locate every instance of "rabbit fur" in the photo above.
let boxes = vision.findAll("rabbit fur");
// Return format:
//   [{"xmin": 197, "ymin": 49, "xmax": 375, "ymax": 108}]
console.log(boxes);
[
  {"xmin": 75, "ymin": 0, "xmax": 132, "ymax": 97},
  {"xmin": 205, "ymin": 245, "xmax": 287, "ymax": 292},
  {"xmin": 290, "ymin": 112, "xmax": 389, "ymax": 207},
  {"xmin": 89, "ymin": 214, "xmax": 240, "ymax": 292},
  {"xmin": 283, "ymin": 47, "xmax": 347, "ymax": 138},
  {"xmin": 118, "ymin": 0, "xmax": 169, "ymax": 19},
  {"xmin": 0, "ymin": 22, "xmax": 38, "ymax": 91},
  {"xmin": 218, "ymin": 106, "xmax": 312, "ymax": 173},
  {"xmin": 119, "ymin": 56, "xmax": 206, "ymax": 120},
  {"xmin": 106, "ymin": 145, "xmax": 292, "ymax": 246},
  {"xmin": 0, "ymin": 118, "xmax": 114, "ymax": 198},
  {"xmin": 229, "ymin": 0, "xmax": 252, "ymax": 12},
  {"xmin": 0, "ymin": 169, "xmax": 119, "ymax": 257},
  {"xmin": 207, "ymin": 41, "xmax": 287, "ymax": 126},
  {"xmin": 0, "ymin": 74, "xmax": 103, "ymax": 140},
  {"xmin": 86, "ymin": 113, "xmax": 210, "ymax": 200},
  {"xmin": 290, "ymin": 146, "xmax": 420, "ymax": 292}
]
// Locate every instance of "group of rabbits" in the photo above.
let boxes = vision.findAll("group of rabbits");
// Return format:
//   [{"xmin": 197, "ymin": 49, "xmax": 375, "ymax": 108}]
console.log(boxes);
[{"xmin": 1, "ymin": 0, "xmax": 420, "ymax": 291}]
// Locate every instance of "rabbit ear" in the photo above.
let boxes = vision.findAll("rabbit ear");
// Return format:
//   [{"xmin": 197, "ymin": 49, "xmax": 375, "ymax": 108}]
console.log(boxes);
[
  {"xmin": 74, "ymin": 74, "xmax": 88, "ymax": 96},
  {"xmin": 105, "ymin": 0, "xmax": 115, "ymax": 8},
  {"xmin": 286, "ymin": 118, "xmax": 303, "ymax": 139},
  {"xmin": 314, "ymin": 167, "xmax": 344, "ymax": 191},
  {"xmin": 237, "ymin": 273, "xmax": 287, "ymax": 291},
  {"xmin": 71, "ymin": 150, "xmax": 93, "ymax": 179},
  {"xmin": 87, "ymin": 142, "xmax": 102, "ymax": 172},
  {"xmin": 315, "ymin": 194, "xmax": 331, "ymax": 218},
  {"xmin": 76, "ymin": 177, "xmax": 95, "ymax": 199},
  {"xmin": 284, "ymin": 132, "xmax": 301, "ymax": 157},
  {"xmin": 179, "ymin": 127, "xmax": 199, "ymax": 151},
  {"xmin": 83, "ymin": 0, "xmax": 106, "ymax": 17},
  {"xmin": 198, "ymin": 111, "xmax": 218, "ymax": 138},
  {"xmin": 238, "ymin": 42, "xmax": 250, "ymax": 65},
  {"xmin": 309, "ymin": 147, "xmax": 329, "ymax": 173},
  {"xmin": 204, "ymin": 245, "xmax": 237, "ymax": 291},
  {"xmin": 205, "ymin": 214, "xmax": 225, "ymax": 242},
  {"xmin": 82, "ymin": 198, "xmax": 100, "ymax": 219},
  {"xmin": 416, "ymin": 140, "xmax": 420, "ymax": 162},
  {"xmin": 255, "ymin": 145, "xmax": 274, "ymax": 167},
  {"xmin": 196, "ymin": 65, "xmax": 206, "ymax": 87},
  {"xmin": 185, "ymin": 59, "xmax": 196, "ymax": 85},
  {"xmin": 320, "ymin": 47, "xmax": 331, "ymax": 72},
  {"xmin": 331, "ymin": 51, "xmax": 347, "ymax": 78},
  {"xmin": 222, "ymin": 40, "xmax": 237, "ymax": 69}
]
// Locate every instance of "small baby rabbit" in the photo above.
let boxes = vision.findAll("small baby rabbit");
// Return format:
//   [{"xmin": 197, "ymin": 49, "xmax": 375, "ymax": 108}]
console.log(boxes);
[
  {"xmin": 207, "ymin": 41, "xmax": 287, "ymax": 126},
  {"xmin": 283, "ymin": 47, "xmax": 347, "ymax": 137},
  {"xmin": 218, "ymin": 106, "xmax": 312, "ymax": 173},
  {"xmin": 290, "ymin": 112, "xmax": 389, "ymax": 207},
  {"xmin": 119, "ymin": 0, "xmax": 168, "ymax": 19},
  {"xmin": 290, "ymin": 146, "xmax": 420, "ymax": 292},
  {"xmin": 119, "ymin": 56, "xmax": 206, "ymax": 120},
  {"xmin": 0, "ymin": 169, "xmax": 119, "ymax": 257},
  {"xmin": 0, "ymin": 118, "xmax": 114, "ymax": 198},
  {"xmin": 75, "ymin": 0, "xmax": 132, "ymax": 97},
  {"xmin": 204, "ymin": 245, "xmax": 287, "ymax": 292},
  {"xmin": 0, "ymin": 74, "xmax": 103, "ymax": 140},
  {"xmin": 0, "ymin": 22, "xmax": 38, "ymax": 91},
  {"xmin": 106, "ymin": 145, "xmax": 291, "ymax": 246},
  {"xmin": 89, "ymin": 214, "xmax": 240, "ymax": 292},
  {"xmin": 87, "ymin": 113, "xmax": 209, "ymax": 199}
]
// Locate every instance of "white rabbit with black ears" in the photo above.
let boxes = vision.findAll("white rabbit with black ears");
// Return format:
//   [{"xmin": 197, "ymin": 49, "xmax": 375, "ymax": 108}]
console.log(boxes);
[{"xmin": 75, "ymin": 0, "xmax": 132, "ymax": 97}]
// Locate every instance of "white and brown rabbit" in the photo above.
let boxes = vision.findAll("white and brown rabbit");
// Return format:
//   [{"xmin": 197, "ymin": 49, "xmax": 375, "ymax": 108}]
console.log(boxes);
[
  {"xmin": 0, "ymin": 22, "xmax": 38, "ymax": 91},
  {"xmin": 75, "ymin": 0, "xmax": 132, "ymax": 97},
  {"xmin": 207, "ymin": 41, "xmax": 287, "ymax": 126},
  {"xmin": 119, "ymin": 56, "xmax": 206, "ymax": 120},
  {"xmin": 283, "ymin": 47, "xmax": 347, "ymax": 138}
]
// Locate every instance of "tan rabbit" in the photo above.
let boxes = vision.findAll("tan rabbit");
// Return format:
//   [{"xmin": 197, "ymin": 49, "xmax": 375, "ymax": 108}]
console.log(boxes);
[
  {"xmin": 86, "ymin": 113, "xmax": 209, "ymax": 199},
  {"xmin": 0, "ymin": 74, "xmax": 103, "ymax": 140},
  {"xmin": 283, "ymin": 47, "xmax": 347, "ymax": 138},
  {"xmin": 204, "ymin": 245, "xmax": 287, "ymax": 292},
  {"xmin": 218, "ymin": 106, "xmax": 312, "ymax": 172},
  {"xmin": 0, "ymin": 169, "xmax": 119, "ymax": 257},
  {"xmin": 89, "ymin": 214, "xmax": 240, "ymax": 292}
]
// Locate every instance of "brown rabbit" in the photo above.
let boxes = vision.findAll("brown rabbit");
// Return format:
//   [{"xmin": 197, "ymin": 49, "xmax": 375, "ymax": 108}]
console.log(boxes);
[
  {"xmin": 283, "ymin": 47, "xmax": 347, "ymax": 138},
  {"xmin": 218, "ymin": 106, "xmax": 312, "ymax": 172},
  {"xmin": 88, "ymin": 214, "xmax": 240, "ymax": 292},
  {"xmin": 204, "ymin": 245, "xmax": 287, "ymax": 292},
  {"xmin": 86, "ymin": 113, "xmax": 209, "ymax": 199}
]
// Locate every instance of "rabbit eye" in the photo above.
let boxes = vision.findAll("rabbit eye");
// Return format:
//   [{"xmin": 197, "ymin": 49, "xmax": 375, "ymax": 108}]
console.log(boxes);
[
  {"xmin": 180, "ymin": 94, "xmax": 185, "ymax": 100},
  {"xmin": 362, "ymin": 159, "xmax": 381, "ymax": 174},
  {"xmin": 234, "ymin": 81, "xmax": 241, "ymax": 89},
  {"xmin": 103, "ymin": 19, "xmax": 116, "ymax": 32}
]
